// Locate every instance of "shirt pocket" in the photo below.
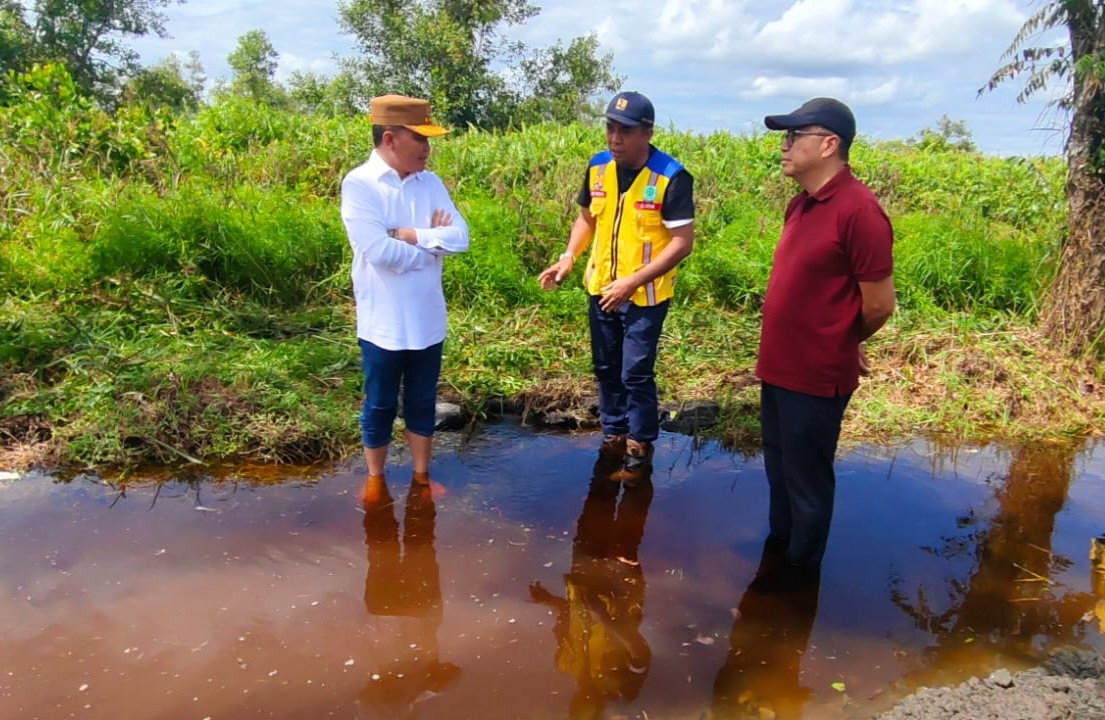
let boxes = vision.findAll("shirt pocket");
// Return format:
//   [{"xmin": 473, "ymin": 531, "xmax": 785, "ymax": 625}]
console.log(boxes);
[{"xmin": 635, "ymin": 209, "xmax": 665, "ymax": 240}]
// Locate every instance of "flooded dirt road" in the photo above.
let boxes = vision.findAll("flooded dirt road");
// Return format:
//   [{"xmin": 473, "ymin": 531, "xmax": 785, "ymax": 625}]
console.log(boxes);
[{"xmin": 1, "ymin": 424, "xmax": 1102, "ymax": 719}]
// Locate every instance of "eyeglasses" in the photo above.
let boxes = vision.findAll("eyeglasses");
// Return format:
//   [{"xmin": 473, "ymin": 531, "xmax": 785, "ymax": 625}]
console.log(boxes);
[{"xmin": 782, "ymin": 129, "xmax": 835, "ymax": 147}]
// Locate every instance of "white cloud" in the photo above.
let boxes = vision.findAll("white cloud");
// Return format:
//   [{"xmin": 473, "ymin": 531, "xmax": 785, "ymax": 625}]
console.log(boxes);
[
  {"xmin": 742, "ymin": 76, "xmax": 902, "ymax": 106},
  {"xmin": 275, "ymin": 53, "xmax": 339, "ymax": 83},
  {"xmin": 126, "ymin": 0, "xmax": 1062, "ymax": 155},
  {"xmin": 593, "ymin": 17, "xmax": 626, "ymax": 53},
  {"xmin": 639, "ymin": 0, "xmax": 1025, "ymax": 69},
  {"xmin": 649, "ymin": 0, "xmax": 758, "ymax": 62},
  {"xmin": 851, "ymin": 78, "xmax": 903, "ymax": 105},
  {"xmin": 744, "ymin": 75, "xmax": 851, "ymax": 100},
  {"xmin": 131, "ymin": 0, "xmax": 353, "ymax": 84}
]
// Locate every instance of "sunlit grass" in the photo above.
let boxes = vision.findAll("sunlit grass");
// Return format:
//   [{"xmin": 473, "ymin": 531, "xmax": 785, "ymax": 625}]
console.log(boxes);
[{"xmin": 1, "ymin": 99, "xmax": 1096, "ymax": 469}]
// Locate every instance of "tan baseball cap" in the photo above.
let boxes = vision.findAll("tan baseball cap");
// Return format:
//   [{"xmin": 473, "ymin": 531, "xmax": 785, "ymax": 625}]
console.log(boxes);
[{"xmin": 369, "ymin": 94, "xmax": 448, "ymax": 137}]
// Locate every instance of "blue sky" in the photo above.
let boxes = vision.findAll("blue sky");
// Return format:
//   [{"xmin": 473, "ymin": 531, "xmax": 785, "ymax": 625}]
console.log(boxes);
[{"xmin": 129, "ymin": 0, "xmax": 1070, "ymax": 156}]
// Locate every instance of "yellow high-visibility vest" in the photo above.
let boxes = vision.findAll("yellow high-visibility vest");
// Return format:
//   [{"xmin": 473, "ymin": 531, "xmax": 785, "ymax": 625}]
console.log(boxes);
[{"xmin": 583, "ymin": 149, "xmax": 683, "ymax": 306}]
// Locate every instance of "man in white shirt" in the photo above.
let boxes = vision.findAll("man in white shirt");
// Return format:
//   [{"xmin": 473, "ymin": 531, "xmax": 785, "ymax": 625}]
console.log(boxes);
[{"xmin": 340, "ymin": 95, "xmax": 469, "ymax": 490}]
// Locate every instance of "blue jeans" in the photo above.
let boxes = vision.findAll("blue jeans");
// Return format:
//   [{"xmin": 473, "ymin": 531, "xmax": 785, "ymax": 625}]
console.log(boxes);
[
  {"xmin": 588, "ymin": 296, "xmax": 670, "ymax": 442},
  {"xmin": 760, "ymin": 382, "xmax": 851, "ymax": 568},
  {"xmin": 359, "ymin": 339, "xmax": 443, "ymax": 448}
]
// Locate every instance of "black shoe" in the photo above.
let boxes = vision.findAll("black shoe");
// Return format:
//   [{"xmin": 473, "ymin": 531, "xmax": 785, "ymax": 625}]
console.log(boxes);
[
  {"xmin": 624, "ymin": 438, "xmax": 653, "ymax": 470},
  {"xmin": 748, "ymin": 563, "xmax": 821, "ymax": 595}
]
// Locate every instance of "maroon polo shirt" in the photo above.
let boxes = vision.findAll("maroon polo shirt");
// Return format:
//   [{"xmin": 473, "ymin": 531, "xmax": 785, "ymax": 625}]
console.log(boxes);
[{"xmin": 756, "ymin": 165, "xmax": 894, "ymax": 398}]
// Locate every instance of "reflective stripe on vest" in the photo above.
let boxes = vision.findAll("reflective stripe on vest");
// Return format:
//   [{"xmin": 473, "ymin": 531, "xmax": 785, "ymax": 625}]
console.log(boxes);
[{"xmin": 582, "ymin": 150, "xmax": 683, "ymax": 306}]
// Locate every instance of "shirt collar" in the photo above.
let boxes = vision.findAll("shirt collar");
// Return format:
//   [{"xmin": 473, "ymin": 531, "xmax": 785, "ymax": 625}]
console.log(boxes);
[
  {"xmin": 807, "ymin": 164, "xmax": 853, "ymax": 202},
  {"xmin": 366, "ymin": 149, "xmax": 424, "ymax": 183}
]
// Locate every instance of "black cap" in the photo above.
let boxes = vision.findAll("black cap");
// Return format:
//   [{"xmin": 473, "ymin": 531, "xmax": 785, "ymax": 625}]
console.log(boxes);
[
  {"xmin": 605, "ymin": 91, "xmax": 655, "ymax": 127},
  {"xmin": 764, "ymin": 97, "xmax": 856, "ymax": 148}
]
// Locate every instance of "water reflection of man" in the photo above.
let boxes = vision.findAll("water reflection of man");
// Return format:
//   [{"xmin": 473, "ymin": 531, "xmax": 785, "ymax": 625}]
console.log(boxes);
[
  {"xmin": 712, "ymin": 536, "xmax": 821, "ymax": 720},
  {"xmin": 357, "ymin": 476, "xmax": 459, "ymax": 719},
  {"xmin": 529, "ymin": 448, "xmax": 655, "ymax": 719},
  {"xmin": 1093, "ymin": 534, "xmax": 1105, "ymax": 634}
]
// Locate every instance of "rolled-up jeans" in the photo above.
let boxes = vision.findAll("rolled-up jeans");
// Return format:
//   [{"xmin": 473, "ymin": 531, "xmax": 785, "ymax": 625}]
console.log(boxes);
[{"xmin": 359, "ymin": 339, "xmax": 443, "ymax": 448}]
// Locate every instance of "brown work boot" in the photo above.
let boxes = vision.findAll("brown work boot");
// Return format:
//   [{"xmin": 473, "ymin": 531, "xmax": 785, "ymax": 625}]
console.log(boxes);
[
  {"xmin": 624, "ymin": 438, "xmax": 653, "ymax": 470},
  {"xmin": 615, "ymin": 464, "xmax": 653, "ymax": 489},
  {"xmin": 598, "ymin": 433, "xmax": 627, "ymax": 471},
  {"xmin": 601, "ymin": 433, "xmax": 627, "ymax": 452}
]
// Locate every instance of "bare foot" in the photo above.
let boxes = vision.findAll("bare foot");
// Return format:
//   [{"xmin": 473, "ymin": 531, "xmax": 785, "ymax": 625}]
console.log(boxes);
[{"xmin": 358, "ymin": 474, "xmax": 390, "ymax": 507}]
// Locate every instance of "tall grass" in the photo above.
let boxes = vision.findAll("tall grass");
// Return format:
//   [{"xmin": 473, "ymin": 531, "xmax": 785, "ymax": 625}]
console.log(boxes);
[
  {"xmin": 2, "ymin": 96, "xmax": 1064, "ymax": 316},
  {"xmin": 1, "ymin": 89, "xmax": 1087, "ymax": 468}
]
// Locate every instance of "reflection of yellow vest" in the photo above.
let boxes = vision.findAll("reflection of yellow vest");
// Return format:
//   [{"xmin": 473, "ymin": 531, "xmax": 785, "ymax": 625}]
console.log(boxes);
[
  {"xmin": 583, "ymin": 149, "xmax": 683, "ymax": 306},
  {"xmin": 1092, "ymin": 535, "xmax": 1105, "ymax": 633}
]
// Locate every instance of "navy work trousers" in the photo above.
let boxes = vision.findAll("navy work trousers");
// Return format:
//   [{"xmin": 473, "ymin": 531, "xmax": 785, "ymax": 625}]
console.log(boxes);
[
  {"xmin": 760, "ymin": 381, "xmax": 851, "ymax": 568},
  {"xmin": 588, "ymin": 296, "xmax": 669, "ymax": 443}
]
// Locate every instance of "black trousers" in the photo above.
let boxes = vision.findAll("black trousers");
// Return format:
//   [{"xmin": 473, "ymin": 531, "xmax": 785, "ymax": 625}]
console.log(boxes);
[{"xmin": 760, "ymin": 381, "xmax": 851, "ymax": 568}]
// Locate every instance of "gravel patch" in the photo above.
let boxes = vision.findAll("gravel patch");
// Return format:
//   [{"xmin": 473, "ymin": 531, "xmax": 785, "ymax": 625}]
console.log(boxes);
[{"xmin": 876, "ymin": 649, "xmax": 1105, "ymax": 720}]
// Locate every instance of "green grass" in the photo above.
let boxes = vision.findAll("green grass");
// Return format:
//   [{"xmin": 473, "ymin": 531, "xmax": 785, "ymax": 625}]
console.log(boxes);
[{"xmin": 1, "ymin": 94, "xmax": 1099, "ymax": 470}]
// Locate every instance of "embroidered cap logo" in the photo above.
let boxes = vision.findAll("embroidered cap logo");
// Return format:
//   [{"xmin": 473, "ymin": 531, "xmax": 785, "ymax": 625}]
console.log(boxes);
[{"xmin": 616, "ymin": 97, "xmax": 628, "ymax": 110}]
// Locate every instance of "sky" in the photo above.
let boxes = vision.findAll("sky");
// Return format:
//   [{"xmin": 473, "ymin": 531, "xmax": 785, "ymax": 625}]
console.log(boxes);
[{"xmin": 128, "ymin": 0, "xmax": 1072, "ymax": 157}]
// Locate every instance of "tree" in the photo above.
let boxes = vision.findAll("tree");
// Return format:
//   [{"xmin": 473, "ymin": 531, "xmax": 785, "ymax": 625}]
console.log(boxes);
[
  {"xmin": 891, "ymin": 443, "xmax": 1093, "ymax": 685},
  {"xmin": 983, "ymin": 0, "xmax": 1105, "ymax": 355},
  {"xmin": 286, "ymin": 69, "xmax": 361, "ymax": 116},
  {"xmin": 515, "ymin": 34, "xmax": 620, "ymax": 124},
  {"xmin": 18, "ymin": 0, "xmax": 178, "ymax": 102},
  {"xmin": 912, "ymin": 115, "xmax": 978, "ymax": 153},
  {"xmin": 227, "ymin": 28, "xmax": 284, "ymax": 106},
  {"xmin": 121, "ymin": 51, "xmax": 204, "ymax": 112},
  {"xmin": 0, "ymin": 0, "xmax": 32, "ymax": 79},
  {"xmin": 337, "ymin": 0, "xmax": 620, "ymax": 129}
]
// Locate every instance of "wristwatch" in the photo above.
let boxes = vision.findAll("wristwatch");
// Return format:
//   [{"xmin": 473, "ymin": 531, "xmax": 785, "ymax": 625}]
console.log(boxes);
[{"xmin": 559, "ymin": 252, "xmax": 574, "ymax": 262}]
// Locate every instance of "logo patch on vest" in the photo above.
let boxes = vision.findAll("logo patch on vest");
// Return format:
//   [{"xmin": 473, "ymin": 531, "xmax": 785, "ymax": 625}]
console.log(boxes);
[{"xmin": 643, "ymin": 185, "xmax": 658, "ymax": 202}]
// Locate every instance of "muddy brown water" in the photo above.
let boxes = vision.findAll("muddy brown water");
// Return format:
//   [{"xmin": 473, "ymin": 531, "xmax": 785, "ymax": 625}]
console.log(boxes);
[{"xmin": 1, "ymin": 423, "xmax": 1102, "ymax": 720}]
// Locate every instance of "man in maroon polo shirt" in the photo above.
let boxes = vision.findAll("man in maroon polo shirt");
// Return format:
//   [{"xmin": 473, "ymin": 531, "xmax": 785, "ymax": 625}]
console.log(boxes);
[{"xmin": 756, "ymin": 97, "xmax": 895, "ymax": 581}]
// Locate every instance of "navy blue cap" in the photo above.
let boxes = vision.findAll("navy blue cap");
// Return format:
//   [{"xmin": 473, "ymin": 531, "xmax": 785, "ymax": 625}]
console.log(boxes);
[
  {"xmin": 764, "ymin": 97, "xmax": 856, "ymax": 148},
  {"xmin": 605, "ymin": 91, "xmax": 655, "ymax": 127}
]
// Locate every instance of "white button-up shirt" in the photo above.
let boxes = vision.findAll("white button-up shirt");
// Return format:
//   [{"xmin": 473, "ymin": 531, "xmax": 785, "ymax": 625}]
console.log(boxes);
[{"xmin": 341, "ymin": 150, "xmax": 469, "ymax": 350}]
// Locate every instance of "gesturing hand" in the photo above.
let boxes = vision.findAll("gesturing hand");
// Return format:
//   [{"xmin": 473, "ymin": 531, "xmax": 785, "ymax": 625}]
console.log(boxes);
[{"xmin": 538, "ymin": 256, "xmax": 573, "ymax": 290}]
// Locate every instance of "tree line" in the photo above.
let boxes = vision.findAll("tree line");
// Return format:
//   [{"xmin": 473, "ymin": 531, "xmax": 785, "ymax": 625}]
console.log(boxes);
[{"xmin": 0, "ymin": 0, "xmax": 620, "ymax": 125}]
